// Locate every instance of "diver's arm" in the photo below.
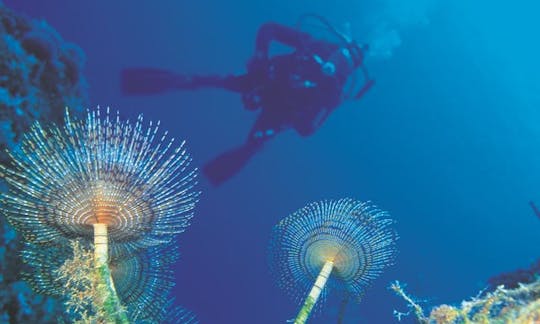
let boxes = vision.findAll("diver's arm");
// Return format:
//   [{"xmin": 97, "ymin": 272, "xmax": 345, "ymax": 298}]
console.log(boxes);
[{"xmin": 254, "ymin": 22, "xmax": 313, "ymax": 59}]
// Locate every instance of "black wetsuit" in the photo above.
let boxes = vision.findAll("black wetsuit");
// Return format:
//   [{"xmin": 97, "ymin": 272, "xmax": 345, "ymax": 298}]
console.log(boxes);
[
  {"xmin": 121, "ymin": 21, "xmax": 364, "ymax": 185},
  {"xmin": 191, "ymin": 23, "xmax": 347, "ymax": 142}
]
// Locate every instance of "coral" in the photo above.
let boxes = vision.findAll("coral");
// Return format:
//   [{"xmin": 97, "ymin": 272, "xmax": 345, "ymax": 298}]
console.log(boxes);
[
  {"xmin": 268, "ymin": 198, "xmax": 398, "ymax": 323},
  {"xmin": 0, "ymin": 2, "xmax": 87, "ymax": 164},
  {"xmin": 0, "ymin": 2, "xmax": 89, "ymax": 322},
  {"xmin": 391, "ymin": 279, "xmax": 540, "ymax": 323},
  {"xmin": 390, "ymin": 281, "xmax": 428, "ymax": 323},
  {"xmin": 429, "ymin": 305, "xmax": 460, "ymax": 323},
  {"xmin": 390, "ymin": 204, "xmax": 540, "ymax": 324},
  {"xmin": 487, "ymin": 259, "xmax": 540, "ymax": 291},
  {"xmin": 485, "ymin": 203, "xmax": 540, "ymax": 291}
]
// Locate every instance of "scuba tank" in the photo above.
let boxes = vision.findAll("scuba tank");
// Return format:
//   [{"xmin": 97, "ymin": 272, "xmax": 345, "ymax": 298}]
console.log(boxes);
[{"xmin": 295, "ymin": 14, "xmax": 375, "ymax": 101}]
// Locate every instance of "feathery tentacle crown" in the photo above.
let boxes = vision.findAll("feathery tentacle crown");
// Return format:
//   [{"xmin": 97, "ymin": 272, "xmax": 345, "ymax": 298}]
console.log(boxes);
[
  {"xmin": 269, "ymin": 198, "xmax": 398, "ymax": 303},
  {"xmin": 0, "ymin": 107, "xmax": 200, "ymax": 255}
]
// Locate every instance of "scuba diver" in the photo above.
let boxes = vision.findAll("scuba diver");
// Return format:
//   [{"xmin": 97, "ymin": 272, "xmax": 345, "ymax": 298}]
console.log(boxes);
[{"xmin": 121, "ymin": 15, "xmax": 375, "ymax": 185}]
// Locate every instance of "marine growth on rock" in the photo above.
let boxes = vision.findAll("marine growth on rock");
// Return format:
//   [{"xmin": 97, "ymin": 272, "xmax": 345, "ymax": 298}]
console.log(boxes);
[{"xmin": 0, "ymin": 3, "xmax": 89, "ymax": 322}]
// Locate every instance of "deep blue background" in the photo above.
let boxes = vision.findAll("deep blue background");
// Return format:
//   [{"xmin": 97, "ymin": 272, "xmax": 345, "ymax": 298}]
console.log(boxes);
[{"xmin": 5, "ymin": 0, "xmax": 540, "ymax": 323}]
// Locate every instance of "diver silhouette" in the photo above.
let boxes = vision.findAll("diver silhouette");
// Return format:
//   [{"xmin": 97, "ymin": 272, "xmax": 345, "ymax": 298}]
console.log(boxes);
[{"xmin": 121, "ymin": 15, "xmax": 375, "ymax": 185}]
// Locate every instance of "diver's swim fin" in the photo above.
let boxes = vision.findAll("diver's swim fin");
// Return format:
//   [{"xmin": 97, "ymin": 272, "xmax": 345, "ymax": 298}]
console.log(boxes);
[
  {"xmin": 354, "ymin": 78, "xmax": 375, "ymax": 100},
  {"xmin": 121, "ymin": 68, "xmax": 235, "ymax": 95},
  {"xmin": 530, "ymin": 201, "xmax": 540, "ymax": 220},
  {"xmin": 203, "ymin": 142, "xmax": 261, "ymax": 186},
  {"xmin": 121, "ymin": 68, "xmax": 186, "ymax": 95}
]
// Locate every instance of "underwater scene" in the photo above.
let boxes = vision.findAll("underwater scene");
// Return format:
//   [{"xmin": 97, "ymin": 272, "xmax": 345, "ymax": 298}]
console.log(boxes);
[{"xmin": 0, "ymin": 0, "xmax": 539, "ymax": 323}]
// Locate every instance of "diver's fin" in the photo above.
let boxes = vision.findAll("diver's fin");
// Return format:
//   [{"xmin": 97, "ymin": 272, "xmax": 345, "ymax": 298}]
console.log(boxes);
[
  {"xmin": 354, "ymin": 78, "xmax": 375, "ymax": 100},
  {"xmin": 120, "ymin": 68, "xmax": 184, "ymax": 95},
  {"xmin": 529, "ymin": 201, "xmax": 540, "ymax": 220},
  {"xmin": 203, "ymin": 143, "xmax": 261, "ymax": 186},
  {"xmin": 121, "ymin": 68, "xmax": 235, "ymax": 95}
]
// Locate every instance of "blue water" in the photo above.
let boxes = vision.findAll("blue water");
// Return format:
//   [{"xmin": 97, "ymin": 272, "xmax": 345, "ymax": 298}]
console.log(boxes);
[{"xmin": 5, "ymin": 0, "xmax": 540, "ymax": 323}]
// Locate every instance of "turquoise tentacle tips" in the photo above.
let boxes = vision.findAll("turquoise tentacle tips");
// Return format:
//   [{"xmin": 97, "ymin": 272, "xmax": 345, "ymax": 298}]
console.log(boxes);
[{"xmin": 268, "ymin": 198, "xmax": 398, "ymax": 323}]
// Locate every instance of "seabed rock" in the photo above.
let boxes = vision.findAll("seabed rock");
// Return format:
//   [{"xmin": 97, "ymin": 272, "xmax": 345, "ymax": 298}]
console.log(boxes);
[
  {"xmin": 391, "ymin": 278, "xmax": 540, "ymax": 323},
  {"xmin": 0, "ymin": 2, "xmax": 88, "ymax": 322}
]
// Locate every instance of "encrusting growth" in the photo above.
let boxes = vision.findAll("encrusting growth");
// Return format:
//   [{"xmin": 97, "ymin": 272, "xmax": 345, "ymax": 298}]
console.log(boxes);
[
  {"xmin": 22, "ymin": 239, "xmax": 187, "ymax": 322},
  {"xmin": 391, "ymin": 279, "xmax": 540, "ymax": 323},
  {"xmin": 1, "ymin": 107, "xmax": 200, "ymax": 322},
  {"xmin": 268, "ymin": 198, "xmax": 398, "ymax": 323}
]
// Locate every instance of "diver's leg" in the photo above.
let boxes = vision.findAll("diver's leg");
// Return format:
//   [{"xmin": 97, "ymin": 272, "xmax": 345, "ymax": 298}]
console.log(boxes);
[
  {"xmin": 246, "ymin": 109, "xmax": 287, "ymax": 143},
  {"xmin": 121, "ymin": 68, "xmax": 182, "ymax": 95},
  {"xmin": 121, "ymin": 67, "xmax": 254, "ymax": 95},
  {"xmin": 293, "ymin": 106, "xmax": 333, "ymax": 137},
  {"xmin": 209, "ymin": 74, "xmax": 255, "ymax": 93}
]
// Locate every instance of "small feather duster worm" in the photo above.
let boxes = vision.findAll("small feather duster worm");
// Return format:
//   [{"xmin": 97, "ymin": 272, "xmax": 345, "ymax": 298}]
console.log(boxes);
[{"xmin": 268, "ymin": 198, "xmax": 398, "ymax": 315}]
